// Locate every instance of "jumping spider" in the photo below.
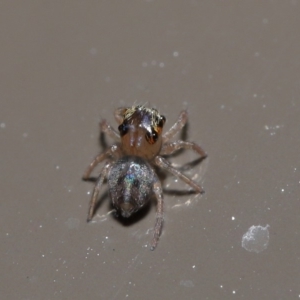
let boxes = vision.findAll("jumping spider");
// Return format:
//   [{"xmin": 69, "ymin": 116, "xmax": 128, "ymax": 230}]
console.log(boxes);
[{"xmin": 83, "ymin": 105, "xmax": 207, "ymax": 250}]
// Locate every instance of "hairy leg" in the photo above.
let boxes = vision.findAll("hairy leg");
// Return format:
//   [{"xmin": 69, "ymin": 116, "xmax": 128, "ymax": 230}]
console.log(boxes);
[
  {"xmin": 155, "ymin": 156, "xmax": 204, "ymax": 194},
  {"xmin": 160, "ymin": 140, "xmax": 207, "ymax": 158},
  {"xmin": 100, "ymin": 119, "xmax": 120, "ymax": 140},
  {"xmin": 87, "ymin": 162, "xmax": 112, "ymax": 221},
  {"xmin": 162, "ymin": 110, "xmax": 188, "ymax": 143},
  {"xmin": 150, "ymin": 180, "xmax": 164, "ymax": 250},
  {"xmin": 82, "ymin": 145, "xmax": 121, "ymax": 180}
]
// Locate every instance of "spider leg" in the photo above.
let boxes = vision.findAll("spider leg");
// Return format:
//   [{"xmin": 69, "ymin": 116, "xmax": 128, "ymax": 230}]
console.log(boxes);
[
  {"xmin": 87, "ymin": 162, "xmax": 112, "ymax": 221},
  {"xmin": 114, "ymin": 107, "xmax": 127, "ymax": 124},
  {"xmin": 150, "ymin": 179, "xmax": 164, "ymax": 251},
  {"xmin": 100, "ymin": 119, "xmax": 120, "ymax": 141},
  {"xmin": 162, "ymin": 110, "xmax": 188, "ymax": 143},
  {"xmin": 160, "ymin": 140, "xmax": 207, "ymax": 158},
  {"xmin": 155, "ymin": 156, "xmax": 204, "ymax": 194},
  {"xmin": 82, "ymin": 145, "xmax": 121, "ymax": 180}
]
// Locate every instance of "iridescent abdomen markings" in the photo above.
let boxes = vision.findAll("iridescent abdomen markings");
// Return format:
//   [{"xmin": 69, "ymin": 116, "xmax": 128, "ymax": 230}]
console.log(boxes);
[{"xmin": 108, "ymin": 156, "xmax": 157, "ymax": 217}]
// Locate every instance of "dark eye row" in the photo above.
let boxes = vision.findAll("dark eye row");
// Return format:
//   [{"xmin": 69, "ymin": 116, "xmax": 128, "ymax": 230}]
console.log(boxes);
[{"xmin": 118, "ymin": 123, "xmax": 129, "ymax": 137}]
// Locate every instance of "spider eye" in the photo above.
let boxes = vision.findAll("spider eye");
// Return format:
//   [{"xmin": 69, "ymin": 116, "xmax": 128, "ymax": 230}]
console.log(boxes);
[
  {"xmin": 158, "ymin": 115, "xmax": 166, "ymax": 127},
  {"xmin": 145, "ymin": 130, "xmax": 158, "ymax": 144},
  {"xmin": 118, "ymin": 123, "xmax": 129, "ymax": 136}
]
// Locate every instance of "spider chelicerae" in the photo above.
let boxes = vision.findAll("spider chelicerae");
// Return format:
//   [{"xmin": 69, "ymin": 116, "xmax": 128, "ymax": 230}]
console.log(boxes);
[{"xmin": 83, "ymin": 105, "xmax": 207, "ymax": 250}]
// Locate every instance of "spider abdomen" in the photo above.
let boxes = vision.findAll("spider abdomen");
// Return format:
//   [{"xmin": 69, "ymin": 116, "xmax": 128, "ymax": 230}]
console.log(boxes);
[{"xmin": 108, "ymin": 156, "xmax": 157, "ymax": 218}]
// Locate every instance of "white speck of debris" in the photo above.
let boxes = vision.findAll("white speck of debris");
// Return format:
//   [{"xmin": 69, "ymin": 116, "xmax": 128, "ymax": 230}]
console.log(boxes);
[
  {"xmin": 0, "ymin": 122, "xmax": 5, "ymax": 128},
  {"xmin": 56, "ymin": 165, "xmax": 60, "ymax": 170},
  {"xmin": 173, "ymin": 51, "xmax": 179, "ymax": 57},
  {"xmin": 242, "ymin": 225, "xmax": 270, "ymax": 253},
  {"xmin": 159, "ymin": 62, "xmax": 165, "ymax": 68}
]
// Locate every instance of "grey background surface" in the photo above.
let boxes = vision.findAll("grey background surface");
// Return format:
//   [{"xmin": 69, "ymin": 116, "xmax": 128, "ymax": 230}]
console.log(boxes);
[{"xmin": 1, "ymin": 1, "xmax": 300, "ymax": 299}]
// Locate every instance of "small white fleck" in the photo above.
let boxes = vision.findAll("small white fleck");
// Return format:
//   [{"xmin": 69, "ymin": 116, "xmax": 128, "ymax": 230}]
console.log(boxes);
[
  {"xmin": 253, "ymin": 94, "xmax": 257, "ymax": 98},
  {"xmin": 220, "ymin": 105, "xmax": 225, "ymax": 109},
  {"xmin": 87, "ymin": 191, "xmax": 91, "ymax": 195},
  {"xmin": 56, "ymin": 165, "xmax": 60, "ymax": 170},
  {"xmin": 233, "ymin": 290, "xmax": 236, "ymax": 294},
  {"xmin": 42, "ymin": 254, "xmax": 45, "ymax": 258},
  {"xmin": 159, "ymin": 62, "xmax": 165, "ymax": 68},
  {"xmin": 39, "ymin": 225, "xmax": 43, "ymax": 228},
  {"xmin": 192, "ymin": 265, "xmax": 196, "ymax": 269},
  {"xmin": 231, "ymin": 216, "xmax": 235, "ymax": 221},
  {"xmin": 0, "ymin": 122, "xmax": 6, "ymax": 128},
  {"xmin": 262, "ymin": 104, "xmax": 266, "ymax": 108},
  {"xmin": 281, "ymin": 188, "xmax": 285, "ymax": 192},
  {"xmin": 173, "ymin": 51, "xmax": 179, "ymax": 57},
  {"xmin": 220, "ymin": 285, "xmax": 223, "ymax": 288}
]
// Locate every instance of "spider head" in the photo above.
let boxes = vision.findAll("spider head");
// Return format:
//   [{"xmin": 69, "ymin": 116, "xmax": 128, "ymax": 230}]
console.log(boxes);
[{"xmin": 116, "ymin": 105, "xmax": 166, "ymax": 159}]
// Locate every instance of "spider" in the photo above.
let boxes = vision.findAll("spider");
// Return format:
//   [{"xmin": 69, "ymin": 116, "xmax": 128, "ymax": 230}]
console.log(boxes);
[{"xmin": 83, "ymin": 105, "xmax": 207, "ymax": 250}]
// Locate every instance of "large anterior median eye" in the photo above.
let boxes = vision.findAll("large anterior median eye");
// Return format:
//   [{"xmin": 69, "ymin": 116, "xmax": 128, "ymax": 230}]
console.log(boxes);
[
  {"xmin": 118, "ymin": 123, "xmax": 129, "ymax": 136},
  {"xmin": 158, "ymin": 115, "xmax": 166, "ymax": 127},
  {"xmin": 145, "ymin": 129, "xmax": 158, "ymax": 144}
]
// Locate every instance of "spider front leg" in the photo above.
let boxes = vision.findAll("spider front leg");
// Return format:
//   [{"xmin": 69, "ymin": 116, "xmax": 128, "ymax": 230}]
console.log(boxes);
[
  {"xmin": 100, "ymin": 119, "xmax": 120, "ymax": 141},
  {"xmin": 160, "ymin": 140, "xmax": 207, "ymax": 158},
  {"xmin": 150, "ymin": 180, "xmax": 164, "ymax": 251},
  {"xmin": 87, "ymin": 162, "xmax": 112, "ymax": 221},
  {"xmin": 163, "ymin": 110, "xmax": 188, "ymax": 143},
  {"xmin": 155, "ymin": 156, "xmax": 205, "ymax": 194}
]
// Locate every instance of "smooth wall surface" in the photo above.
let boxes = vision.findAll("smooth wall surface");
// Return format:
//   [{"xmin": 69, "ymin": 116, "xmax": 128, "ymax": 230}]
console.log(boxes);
[{"xmin": 1, "ymin": 1, "xmax": 300, "ymax": 299}]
